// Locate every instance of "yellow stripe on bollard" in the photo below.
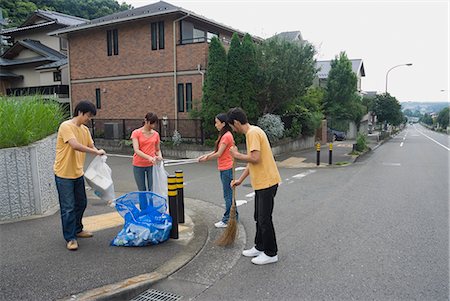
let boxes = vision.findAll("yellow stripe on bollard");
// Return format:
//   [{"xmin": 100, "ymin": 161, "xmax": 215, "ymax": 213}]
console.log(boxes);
[
  {"xmin": 168, "ymin": 176, "xmax": 178, "ymax": 197},
  {"xmin": 316, "ymin": 143, "xmax": 321, "ymax": 151},
  {"xmin": 329, "ymin": 143, "xmax": 333, "ymax": 150},
  {"xmin": 175, "ymin": 171, "xmax": 184, "ymax": 189}
]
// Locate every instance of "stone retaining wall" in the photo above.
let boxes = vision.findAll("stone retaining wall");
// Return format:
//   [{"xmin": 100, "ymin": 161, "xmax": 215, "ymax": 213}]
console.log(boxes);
[{"xmin": 0, "ymin": 134, "xmax": 58, "ymax": 221}]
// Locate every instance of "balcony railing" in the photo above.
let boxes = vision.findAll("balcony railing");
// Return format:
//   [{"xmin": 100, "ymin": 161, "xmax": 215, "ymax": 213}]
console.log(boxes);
[{"xmin": 6, "ymin": 85, "xmax": 69, "ymax": 96}]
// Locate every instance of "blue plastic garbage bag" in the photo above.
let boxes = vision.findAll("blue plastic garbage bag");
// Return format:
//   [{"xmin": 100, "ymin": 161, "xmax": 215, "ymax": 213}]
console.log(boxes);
[{"xmin": 111, "ymin": 191, "xmax": 172, "ymax": 247}]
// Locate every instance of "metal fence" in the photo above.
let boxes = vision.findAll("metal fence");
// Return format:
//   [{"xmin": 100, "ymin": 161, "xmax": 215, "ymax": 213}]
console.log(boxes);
[{"xmin": 91, "ymin": 118, "xmax": 204, "ymax": 144}]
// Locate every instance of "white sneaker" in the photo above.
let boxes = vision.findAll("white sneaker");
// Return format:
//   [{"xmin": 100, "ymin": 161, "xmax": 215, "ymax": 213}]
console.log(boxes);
[
  {"xmin": 242, "ymin": 246, "xmax": 263, "ymax": 257},
  {"xmin": 214, "ymin": 221, "xmax": 227, "ymax": 228},
  {"xmin": 251, "ymin": 252, "xmax": 278, "ymax": 265}
]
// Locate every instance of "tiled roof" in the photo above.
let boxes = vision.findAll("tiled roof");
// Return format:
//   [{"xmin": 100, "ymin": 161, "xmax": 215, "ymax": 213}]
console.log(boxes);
[
  {"xmin": 35, "ymin": 58, "xmax": 68, "ymax": 70},
  {"xmin": 0, "ymin": 70, "xmax": 23, "ymax": 78},
  {"xmin": 272, "ymin": 31, "xmax": 303, "ymax": 42},
  {"xmin": 1, "ymin": 10, "xmax": 87, "ymax": 34},
  {"xmin": 316, "ymin": 59, "xmax": 365, "ymax": 79},
  {"xmin": 0, "ymin": 39, "xmax": 66, "ymax": 66},
  {"xmin": 50, "ymin": 1, "xmax": 262, "ymax": 41}
]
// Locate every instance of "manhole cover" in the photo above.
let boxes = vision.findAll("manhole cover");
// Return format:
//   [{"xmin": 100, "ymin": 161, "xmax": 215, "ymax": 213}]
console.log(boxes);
[{"xmin": 130, "ymin": 289, "xmax": 181, "ymax": 301}]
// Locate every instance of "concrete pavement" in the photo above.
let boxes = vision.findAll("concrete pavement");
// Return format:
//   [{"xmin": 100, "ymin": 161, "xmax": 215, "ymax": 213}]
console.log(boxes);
[{"xmin": 0, "ymin": 136, "xmax": 380, "ymax": 301}]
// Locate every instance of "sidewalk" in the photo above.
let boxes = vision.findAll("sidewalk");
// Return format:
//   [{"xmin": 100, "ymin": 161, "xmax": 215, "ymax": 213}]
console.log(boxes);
[{"xmin": 276, "ymin": 137, "xmax": 380, "ymax": 168}]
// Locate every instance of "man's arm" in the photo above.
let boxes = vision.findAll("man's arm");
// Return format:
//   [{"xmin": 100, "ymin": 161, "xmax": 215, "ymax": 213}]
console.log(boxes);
[
  {"xmin": 68, "ymin": 138, "xmax": 105, "ymax": 156},
  {"xmin": 230, "ymin": 146, "xmax": 260, "ymax": 164}
]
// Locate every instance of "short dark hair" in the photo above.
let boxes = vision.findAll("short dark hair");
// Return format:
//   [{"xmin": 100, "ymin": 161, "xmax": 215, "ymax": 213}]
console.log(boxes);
[
  {"xmin": 227, "ymin": 107, "xmax": 248, "ymax": 125},
  {"xmin": 145, "ymin": 112, "xmax": 158, "ymax": 124},
  {"xmin": 73, "ymin": 101, "xmax": 96, "ymax": 116}
]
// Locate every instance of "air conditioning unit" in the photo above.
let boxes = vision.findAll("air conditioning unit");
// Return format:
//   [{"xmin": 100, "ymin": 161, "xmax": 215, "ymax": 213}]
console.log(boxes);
[{"xmin": 104, "ymin": 123, "xmax": 119, "ymax": 139}]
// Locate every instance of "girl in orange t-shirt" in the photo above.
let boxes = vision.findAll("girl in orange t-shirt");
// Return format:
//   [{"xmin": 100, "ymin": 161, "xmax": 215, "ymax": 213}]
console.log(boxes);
[
  {"xmin": 198, "ymin": 113, "xmax": 238, "ymax": 228},
  {"xmin": 130, "ymin": 112, "xmax": 162, "ymax": 191}
]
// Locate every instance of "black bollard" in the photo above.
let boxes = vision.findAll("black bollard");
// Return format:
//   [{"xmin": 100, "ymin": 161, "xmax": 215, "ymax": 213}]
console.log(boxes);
[
  {"xmin": 316, "ymin": 143, "xmax": 321, "ymax": 166},
  {"xmin": 168, "ymin": 175, "xmax": 178, "ymax": 239},
  {"xmin": 175, "ymin": 170, "xmax": 185, "ymax": 224},
  {"xmin": 329, "ymin": 143, "xmax": 333, "ymax": 165}
]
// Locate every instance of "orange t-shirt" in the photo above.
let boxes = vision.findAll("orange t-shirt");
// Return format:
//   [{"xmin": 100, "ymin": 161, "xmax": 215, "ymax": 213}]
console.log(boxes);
[
  {"xmin": 217, "ymin": 131, "xmax": 234, "ymax": 171},
  {"xmin": 131, "ymin": 128, "xmax": 160, "ymax": 167}
]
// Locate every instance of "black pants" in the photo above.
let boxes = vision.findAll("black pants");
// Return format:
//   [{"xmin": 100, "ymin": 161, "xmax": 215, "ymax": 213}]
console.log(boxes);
[{"xmin": 254, "ymin": 184, "xmax": 278, "ymax": 256}]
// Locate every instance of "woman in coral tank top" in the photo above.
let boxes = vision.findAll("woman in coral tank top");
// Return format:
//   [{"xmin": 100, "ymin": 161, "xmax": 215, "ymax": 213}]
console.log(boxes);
[
  {"xmin": 198, "ymin": 113, "xmax": 238, "ymax": 228},
  {"xmin": 130, "ymin": 112, "xmax": 163, "ymax": 191}
]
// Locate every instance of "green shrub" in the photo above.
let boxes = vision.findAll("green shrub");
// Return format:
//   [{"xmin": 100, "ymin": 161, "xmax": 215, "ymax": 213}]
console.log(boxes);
[
  {"xmin": 0, "ymin": 96, "xmax": 66, "ymax": 148},
  {"xmin": 355, "ymin": 133, "xmax": 367, "ymax": 152},
  {"xmin": 257, "ymin": 114, "xmax": 284, "ymax": 143},
  {"xmin": 172, "ymin": 130, "xmax": 182, "ymax": 146}
]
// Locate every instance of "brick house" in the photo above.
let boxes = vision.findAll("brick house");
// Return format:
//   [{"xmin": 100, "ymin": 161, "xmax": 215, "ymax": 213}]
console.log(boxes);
[{"xmin": 51, "ymin": 1, "xmax": 260, "ymax": 138}]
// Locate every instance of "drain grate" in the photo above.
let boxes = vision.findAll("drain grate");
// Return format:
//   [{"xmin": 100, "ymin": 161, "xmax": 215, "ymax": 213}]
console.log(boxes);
[{"xmin": 130, "ymin": 289, "xmax": 181, "ymax": 301}]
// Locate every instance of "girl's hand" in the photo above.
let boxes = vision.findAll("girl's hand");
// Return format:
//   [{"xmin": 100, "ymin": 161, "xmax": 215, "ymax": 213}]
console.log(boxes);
[
  {"xmin": 198, "ymin": 155, "xmax": 208, "ymax": 162},
  {"xmin": 149, "ymin": 156, "xmax": 156, "ymax": 163},
  {"xmin": 155, "ymin": 155, "xmax": 163, "ymax": 161}
]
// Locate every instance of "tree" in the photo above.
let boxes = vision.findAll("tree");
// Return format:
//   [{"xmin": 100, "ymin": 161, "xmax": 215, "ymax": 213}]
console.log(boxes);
[
  {"xmin": 373, "ymin": 93, "xmax": 404, "ymax": 127},
  {"xmin": 436, "ymin": 107, "xmax": 449, "ymax": 129},
  {"xmin": 255, "ymin": 37, "xmax": 316, "ymax": 115},
  {"xmin": 1, "ymin": 0, "xmax": 132, "ymax": 28},
  {"xmin": 200, "ymin": 37, "xmax": 228, "ymax": 137},
  {"xmin": 286, "ymin": 86, "xmax": 324, "ymax": 136},
  {"xmin": 225, "ymin": 33, "xmax": 242, "ymax": 109},
  {"xmin": 237, "ymin": 33, "xmax": 258, "ymax": 122},
  {"xmin": 323, "ymin": 52, "xmax": 360, "ymax": 130}
]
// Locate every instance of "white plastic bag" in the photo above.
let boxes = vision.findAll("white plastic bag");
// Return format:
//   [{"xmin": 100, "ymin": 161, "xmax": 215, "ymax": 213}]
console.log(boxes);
[
  {"xmin": 85, "ymin": 155, "xmax": 115, "ymax": 203},
  {"xmin": 152, "ymin": 160, "xmax": 168, "ymax": 200}
]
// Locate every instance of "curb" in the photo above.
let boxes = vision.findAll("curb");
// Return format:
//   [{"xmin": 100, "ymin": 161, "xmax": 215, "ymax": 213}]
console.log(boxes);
[{"xmin": 62, "ymin": 199, "xmax": 210, "ymax": 301}]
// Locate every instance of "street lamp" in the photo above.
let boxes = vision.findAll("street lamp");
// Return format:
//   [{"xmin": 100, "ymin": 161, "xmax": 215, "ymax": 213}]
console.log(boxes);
[{"xmin": 385, "ymin": 63, "xmax": 413, "ymax": 93}]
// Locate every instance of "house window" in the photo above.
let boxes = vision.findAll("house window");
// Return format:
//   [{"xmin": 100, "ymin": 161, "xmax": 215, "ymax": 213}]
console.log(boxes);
[
  {"xmin": 186, "ymin": 83, "xmax": 192, "ymax": 112},
  {"xmin": 177, "ymin": 83, "xmax": 184, "ymax": 112},
  {"xmin": 95, "ymin": 88, "xmax": 101, "ymax": 109},
  {"xmin": 151, "ymin": 21, "xmax": 165, "ymax": 50},
  {"xmin": 180, "ymin": 20, "xmax": 218, "ymax": 44},
  {"xmin": 60, "ymin": 38, "xmax": 67, "ymax": 51},
  {"xmin": 177, "ymin": 83, "xmax": 193, "ymax": 112},
  {"xmin": 158, "ymin": 21, "xmax": 165, "ymax": 49},
  {"xmin": 107, "ymin": 29, "xmax": 118, "ymax": 56},
  {"xmin": 53, "ymin": 71, "xmax": 61, "ymax": 82}
]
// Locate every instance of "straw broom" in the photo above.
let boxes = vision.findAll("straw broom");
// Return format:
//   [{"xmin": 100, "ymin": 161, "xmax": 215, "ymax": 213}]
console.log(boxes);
[{"xmin": 216, "ymin": 160, "xmax": 238, "ymax": 246}]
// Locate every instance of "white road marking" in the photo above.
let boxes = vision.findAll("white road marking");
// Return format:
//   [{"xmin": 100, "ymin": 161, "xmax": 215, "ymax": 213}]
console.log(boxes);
[
  {"xmin": 382, "ymin": 162, "xmax": 401, "ymax": 166},
  {"xmin": 292, "ymin": 170, "xmax": 316, "ymax": 179},
  {"xmin": 246, "ymin": 192, "xmax": 255, "ymax": 198},
  {"xmin": 236, "ymin": 200, "xmax": 247, "ymax": 206},
  {"xmin": 400, "ymin": 142, "xmax": 404, "ymax": 147},
  {"xmin": 416, "ymin": 129, "xmax": 450, "ymax": 151},
  {"xmin": 235, "ymin": 167, "xmax": 246, "ymax": 171}
]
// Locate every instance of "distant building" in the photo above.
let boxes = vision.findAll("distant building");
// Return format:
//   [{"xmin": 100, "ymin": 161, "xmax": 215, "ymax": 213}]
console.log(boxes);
[
  {"xmin": 314, "ymin": 59, "xmax": 366, "ymax": 92},
  {"xmin": 0, "ymin": 10, "xmax": 87, "ymax": 102},
  {"xmin": 271, "ymin": 31, "xmax": 305, "ymax": 45}
]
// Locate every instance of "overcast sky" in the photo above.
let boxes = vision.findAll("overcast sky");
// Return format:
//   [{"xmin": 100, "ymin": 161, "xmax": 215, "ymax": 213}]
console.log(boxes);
[{"xmin": 124, "ymin": 0, "xmax": 449, "ymax": 103}]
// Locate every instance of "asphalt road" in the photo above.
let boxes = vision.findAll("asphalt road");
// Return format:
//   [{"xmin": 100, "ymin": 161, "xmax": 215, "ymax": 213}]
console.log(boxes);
[{"xmin": 148, "ymin": 124, "xmax": 449, "ymax": 300}]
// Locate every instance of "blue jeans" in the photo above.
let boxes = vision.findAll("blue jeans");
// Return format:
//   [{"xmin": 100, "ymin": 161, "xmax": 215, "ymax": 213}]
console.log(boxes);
[
  {"xmin": 133, "ymin": 166, "xmax": 153, "ymax": 191},
  {"xmin": 55, "ymin": 175, "xmax": 87, "ymax": 241},
  {"xmin": 220, "ymin": 168, "xmax": 238, "ymax": 223}
]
